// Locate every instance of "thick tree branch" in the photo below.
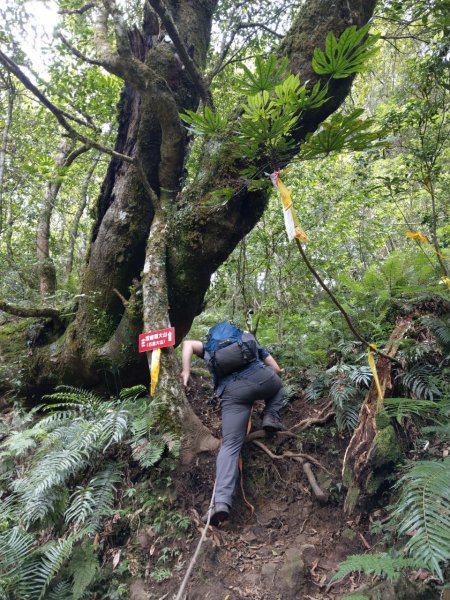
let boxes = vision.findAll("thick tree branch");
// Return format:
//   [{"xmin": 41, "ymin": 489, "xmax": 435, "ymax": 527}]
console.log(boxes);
[
  {"xmin": 146, "ymin": 0, "xmax": 212, "ymax": 106},
  {"xmin": 58, "ymin": 2, "xmax": 95, "ymax": 15},
  {"xmin": 0, "ymin": 50, "xmax": 135, "ymax": 164},
  {"xmin": 0, "ymin": 299, "xmax": 61, "ymax": 320}
]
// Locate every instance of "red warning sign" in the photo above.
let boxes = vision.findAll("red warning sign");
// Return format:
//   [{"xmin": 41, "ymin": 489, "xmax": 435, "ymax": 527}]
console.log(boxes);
[{"xmin": 139, "ymin": 327, "xmax": 175, "ymax": 352}]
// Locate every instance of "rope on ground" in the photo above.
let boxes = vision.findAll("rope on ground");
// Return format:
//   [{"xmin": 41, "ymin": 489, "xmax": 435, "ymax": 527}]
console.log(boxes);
[{"xmin": 174, "ymin": 480, "xmax": 217, "ymax": 600}]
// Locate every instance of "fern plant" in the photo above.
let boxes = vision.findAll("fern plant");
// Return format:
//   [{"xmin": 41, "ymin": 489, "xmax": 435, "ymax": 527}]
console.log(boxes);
[
  {"xmin": 305, "ymin": 363, "xmax": 371, "ymax": 431},
  {"xmin": 0, "ymin": 384, "xmax": 181, "ymax": 598},
  {"xmin": 389, "ymin": 458, "xmax": 450, "ymax": 580},
  {"xmin": 331, "ymin": 552, "xmax": 421, "ymax": 582}
]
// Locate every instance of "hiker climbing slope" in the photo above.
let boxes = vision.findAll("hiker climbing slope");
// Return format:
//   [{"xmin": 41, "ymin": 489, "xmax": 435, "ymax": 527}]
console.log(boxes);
[{"xmin": 180, "ymin": 321, "xmax": 284, "ymax": 526}]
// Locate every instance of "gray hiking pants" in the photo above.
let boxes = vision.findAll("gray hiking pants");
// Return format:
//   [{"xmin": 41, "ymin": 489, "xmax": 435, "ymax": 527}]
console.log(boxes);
[{"xmin": 215, "ymin": 366, "xmax": 284, "ymax": 508}]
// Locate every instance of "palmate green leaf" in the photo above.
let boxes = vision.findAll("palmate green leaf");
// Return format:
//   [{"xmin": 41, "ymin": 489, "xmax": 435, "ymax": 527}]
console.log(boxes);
[
  {"xmin": 236, "ymin": 55, "xmax": 289, "ymax": 95},
  {"xmin": 180, "ymin": 106, "xmax": 227, "ymax": 137},
  {"xmin": 299, "ymin": 109, "xmax": 385, "ymax": 159},
  {"xmin": 312, "ymin": 24, "xmax": 379, "ymax": 79},
  {"xmin": 390, "ymin": 458, "xmax": 450, "ymax": 580}
]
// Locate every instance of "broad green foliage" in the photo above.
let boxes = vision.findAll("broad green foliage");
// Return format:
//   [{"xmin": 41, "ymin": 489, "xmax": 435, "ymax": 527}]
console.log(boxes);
[
  {"xmin": 182, "ymin": 25, "xmax": 381, "ymax": 167},
  {"xmin": 312, "ymin": 24, "xmax": 379, "ymax": 79},
  {"xmin": 298, "ymin": 109, "xmax": 384, "ymax": 159}
]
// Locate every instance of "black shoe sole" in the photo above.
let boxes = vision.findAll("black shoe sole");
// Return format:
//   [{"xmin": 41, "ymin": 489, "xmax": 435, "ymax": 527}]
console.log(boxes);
[
  {"xmin": 263, "ymin": 425, "xmax": 282, "ymax": 434},
  {"xmin": 210, "ymin": 510, "xmax": 229, "ymax": 527}
]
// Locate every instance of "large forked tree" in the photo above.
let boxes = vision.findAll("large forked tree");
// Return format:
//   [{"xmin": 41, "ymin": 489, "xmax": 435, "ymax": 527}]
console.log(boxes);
[{"xmin": 0, "ymin": 0, "xmax": 377, "ymax": 461}]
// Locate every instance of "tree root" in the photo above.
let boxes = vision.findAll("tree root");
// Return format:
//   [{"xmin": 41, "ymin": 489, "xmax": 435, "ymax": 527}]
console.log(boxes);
[
  {"xmin": 291, "ymin": 401, "xmax": 335, "ymax": 431},
  {"xmin": 252, "ymin": 440, "xmax": 329, "ymax": 504}
]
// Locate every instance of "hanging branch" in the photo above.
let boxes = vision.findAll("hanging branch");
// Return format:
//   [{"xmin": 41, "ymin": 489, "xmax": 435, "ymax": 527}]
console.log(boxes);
[
  {"xmin": 0, "ymin": 50, "xmax": 135, "ymax": 165},
  {"xmin": 58, "ymin": 32, "xmax": 108, "ymax": 68},
  {"xmin": 294, "ymin": 238, "xmax": 401, "ymax": 365}
]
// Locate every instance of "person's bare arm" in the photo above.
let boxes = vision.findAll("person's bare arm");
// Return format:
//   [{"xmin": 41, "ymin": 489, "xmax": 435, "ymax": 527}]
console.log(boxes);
[
  {"xmin": 264, "ymin": 354, "xmax": 282, "ymax": 374},
  {"xmin": 180, "ymin": 340, "xmax": 204, "ymax": 386}
]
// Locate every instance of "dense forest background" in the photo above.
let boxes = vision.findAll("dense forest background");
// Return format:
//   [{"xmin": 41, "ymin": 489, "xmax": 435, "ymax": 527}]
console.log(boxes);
[{"xmin": 0, "ymin": 0, "xmax": 449, "ymax": 598}]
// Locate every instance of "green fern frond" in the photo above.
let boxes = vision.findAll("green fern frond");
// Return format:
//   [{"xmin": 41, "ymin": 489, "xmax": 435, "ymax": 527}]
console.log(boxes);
[
  {"xmin": 65, "ymin": 462, "xmax": 122, "ymax": 530},
  {"xmin": 134, "ymin": 438, "xmax": 165, "ymax": 468},
  {"xmin": 0, "ymin": 527, "xmax": 35, "ymax": 578},
  {"xmin": 69, "ymin": 541, "xmax": 99, "ymax": 600},
  {"xmin": 162, "ymin": 432, "xmax": 181, "ymax": 457},
  {"xmin": 43, "ymin": 386, "xmax": 104, "ymax": 411},
  {"xmin": 400, "ymin": 364, "xmax": 443, "ymax": 400},
  {"xmin": 390, "ymin": 458, "xmax": 450, "ymax": 580},
  {"xmin": 119, "ymin": 385, "xmax": 147, "ymax": 401},
  {"xmin": 336, "ymin": 403, "xmax": 359, "ymax": 432},
  {"xmin": 304, "ymin": 376, "xmax": 328, "ymax": 402},
  {"xmin": 421, "ymin": 316, "xmax": 450, "ymax": 350},
  {"xmin": 44, "ymin": 580, "xmax": 73, "ymax": 600},
  {"xmin": 30, "ymin": 537, "xmax": 74, "ymax": 600},
  {"xmin": 332, "ymin": 552, "xmax": 421, "ymax": 582},
  {"xmin": 384, "ymin": 397, "xmax": 442, "ymax": 423}
]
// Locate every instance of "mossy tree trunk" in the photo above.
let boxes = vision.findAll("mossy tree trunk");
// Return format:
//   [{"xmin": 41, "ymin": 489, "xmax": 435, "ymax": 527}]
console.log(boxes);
[{"xmin": 1, "ymin": 0, "xmax": 378, "ymax": 457}]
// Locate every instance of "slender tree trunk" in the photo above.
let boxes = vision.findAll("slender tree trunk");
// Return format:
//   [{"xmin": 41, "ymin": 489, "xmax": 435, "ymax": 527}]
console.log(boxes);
[
  {"xmin": 36, "ymin": 141, "xmax": 89, "ymax": 298},
  {"xmin": 0, "ymin": 80, "xmax": 14, "ymax": 237},
  {"xmin": 66, "ymin": 154, "xmax": 101, "ymax": 281},
  {"xmin": 36, "ymin": 140, "xmax": 71, "ymax": 298}
]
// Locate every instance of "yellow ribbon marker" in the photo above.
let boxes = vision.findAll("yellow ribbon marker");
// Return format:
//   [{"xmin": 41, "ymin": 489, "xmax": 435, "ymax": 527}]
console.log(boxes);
[
  {"xmin": 150, "ymin": 348, "xmax": 161, "ymax": 396},
  {"xmin": 270, "ymin": 171, "xmax": 309, "ymax": 242},
  {"xmin": 405, "ymin": 231, "xmax": 429, "ymax": 243},
  {"xmin": 368, "ymin": 345, "xmax": 384, "ymax": 409}
]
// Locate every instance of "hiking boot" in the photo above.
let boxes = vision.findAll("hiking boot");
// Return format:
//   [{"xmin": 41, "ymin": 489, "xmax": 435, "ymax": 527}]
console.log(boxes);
[
  {"xmin": 262, "ymin": 414, "xmax": 284, "ymax": 434},
  {"xmin": 202, "ymin": 503, "xmax": 230, "ymax": 526}
]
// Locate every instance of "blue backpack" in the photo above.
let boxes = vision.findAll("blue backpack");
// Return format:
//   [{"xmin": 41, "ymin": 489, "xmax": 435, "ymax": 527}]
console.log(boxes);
[{"xmin": 204, "ymin": 321, "xmax": 258, "ymax": 378}]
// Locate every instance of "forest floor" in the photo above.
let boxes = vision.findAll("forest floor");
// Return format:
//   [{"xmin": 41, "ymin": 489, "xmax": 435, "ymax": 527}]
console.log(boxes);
[{"xmin": 143, "ymin": 374, "xmax": 385, "ymax": 600}]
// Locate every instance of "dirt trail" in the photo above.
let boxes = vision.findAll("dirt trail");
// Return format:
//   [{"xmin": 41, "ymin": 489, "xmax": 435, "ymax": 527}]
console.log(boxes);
[{"xmin": 167, "ymin": 381, "xmax": 375, "ymax": 600}]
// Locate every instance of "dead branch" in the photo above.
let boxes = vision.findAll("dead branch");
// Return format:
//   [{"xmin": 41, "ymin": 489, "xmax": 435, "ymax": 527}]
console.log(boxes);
[
  {"xmin": 237, "ymin": 22, "xmax": 283, "ymax": 38},
  {"xmin": 295, "ymin": 239, "xmax": 401, "ymax": 365},
  {"xmin": 342, "ymin": 317, "xmax": 412, "ymax": 514},
  {"xmin": 112, "ymin": 288, "xmax": 128, "ymax": 308}
]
